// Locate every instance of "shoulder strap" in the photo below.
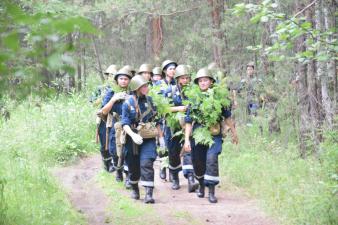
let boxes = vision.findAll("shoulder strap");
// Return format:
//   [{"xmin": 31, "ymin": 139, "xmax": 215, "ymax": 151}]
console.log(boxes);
[
  {"xmin": 171, "ymin": 85, "xmax": 177, "ymax": 98},
  {"xmin": 139, "ymin": 96, "xmax": 156, "ymax": 122},
  {"xmin": 126, "ymin": 95, "xmax": 140, "ymax": 121},
  {"xmin": 126, "ymin": 95, "xmax": 155, "ymax": 122}
]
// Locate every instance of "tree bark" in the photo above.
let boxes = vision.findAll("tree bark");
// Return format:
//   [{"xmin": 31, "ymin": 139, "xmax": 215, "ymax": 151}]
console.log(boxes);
[
  {"xmin": 83, "ymin": 46, "xmax": 87, "ymax": 88},
  {"xmin": 65, "ymin": 33, "xmax": 75, "ymax": 92},
  {"xmin": 323, "ymin": 1, "xmax": 336, "ymax": 127},
  {"xmin": 77, "ymin": 55, "xmax": 82, "ymax": 92},
  {"xmin": 42, "ymin": 40, "xmax": 52, "ymax": 86},
  {"xmin": 145, "ymin": 15, "xmax": 163, "ymax": 61},
  {"xmin": 223, "ymin": 2, "xmax": 230, "ymax": 74},
  {"xmin": 295, "ymin": 3, "xmax": 311, "ymax": 158},
  {"xmin": 145, "ymin": 15, "xmax": 153, "ymax": 60},
  {"xmin": 261, "ymin": 22, "xmax": 275, "ymax": 77},
  {"xmin": 305, "ymin": 4, "xmax": 322, "ymax": 155},
  {"xmin": 152, "ymin": 16, "xmax": 163, "ymax": 61},
  {"xmin": 208, "ymin": 0, "xmax": 225, "ymax": 69},
  {"xmin": 91, "ymin": 36, "xmax": 105, "ymax": 82}
]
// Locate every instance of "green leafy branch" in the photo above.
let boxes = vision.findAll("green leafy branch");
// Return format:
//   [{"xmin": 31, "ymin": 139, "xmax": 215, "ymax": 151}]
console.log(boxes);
[
  {"xmin": 148, "ymin": 85, "xmax": 172, "ymax": 118},
  {"xmin": 0, "ymin": 0, "xmax": 98, "ymax": 99},
  {"xmin": 183, "ymin": 81, "xmax": 230, "ymax": 146},
  {"xmin": 231, "ymin": 0, "xmax": 337, "ymax": 63}
]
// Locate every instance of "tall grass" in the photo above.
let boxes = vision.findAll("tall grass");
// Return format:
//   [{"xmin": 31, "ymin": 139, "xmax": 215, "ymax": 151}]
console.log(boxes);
[
  {"xmin": 220, "ymin": 116, "xmax": 338, "ymax": 225},
  {"xmin": 0, "ymin": 93, "xmax": 97, "ymax": 225}
]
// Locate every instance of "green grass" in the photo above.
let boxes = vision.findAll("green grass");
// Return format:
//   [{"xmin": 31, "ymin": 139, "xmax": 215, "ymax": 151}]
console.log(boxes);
[
  {"xmin": 98, "ymin": 171, "xmax": 164, "ymax": 225},
  {"xmin": 219, "ymin": 117, "xmax": 338, "ymax": 225},
  {"xmin": 0, "ymin": 94, "xmax": 97, "ymax": 225},
  {"xmin": 0, "ymin": 90, "xmax": 337, "ymax": 225}
]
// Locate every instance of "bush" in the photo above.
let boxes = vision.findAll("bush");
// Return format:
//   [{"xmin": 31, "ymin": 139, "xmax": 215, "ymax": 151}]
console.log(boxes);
[
  {"xmin": 220, "ymin": 122, "xmax": 338, "ymax": 225},
  {"xmin": 0, "ymin": 176, "xmax": 8, "ymax": 225}
]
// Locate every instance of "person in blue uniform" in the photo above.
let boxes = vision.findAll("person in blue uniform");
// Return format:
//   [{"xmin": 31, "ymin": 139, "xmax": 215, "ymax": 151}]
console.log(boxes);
[
  {"xmin": 121, "ymin": 75, "xmax": 162, "ymax": 204},
  {"xmin": 183, "ymin": 68, "xmax": 238, "ymax": 203},
  {"xmin": 157, "ymin": 60, "xmax": 178, "ymax": 181},
  {"xmin": 151, "ymin": 66, "xmax": 163, "ymax": 85},
  {"xmin": 100, "ymin": 67, "xmax": 132, "ymax": 184},
  {"xmin": 167, "ymin": 64, "xmax": 199, "ymax": 192},
  {"xmin": 92, "ymin": 64, "xmax": 118, "ymax": 172},
  {"xmin": 137, "ymin": 63, "xmax": 153, "ymax": 82}
]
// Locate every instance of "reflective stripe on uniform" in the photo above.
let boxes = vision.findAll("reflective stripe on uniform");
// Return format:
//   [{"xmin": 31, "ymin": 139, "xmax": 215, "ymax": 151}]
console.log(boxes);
[
  {"xmin": 140, "ymin": 180, "xmax": 154, "ymax": 187},
  {"xmin": 195, "ymin": 174, "xmax": 204, "ymax": 179},
  {"xmin": 103, "ymin": 157, "xmax": 112, "ymax": 161},
  {"xmin": 169, "ymin": 164, "xmax": 182, "ymax": 170},
  {"xmin": 129, "ymin": 179, "xmax": 139, "ymax": 184},
  {"xmin": 182, "ymin": 165, "xmax": 193, "ymax": 170},
  {"xmin": 204, "ymin": 174, "xmax": 220, "ymax": 182}
]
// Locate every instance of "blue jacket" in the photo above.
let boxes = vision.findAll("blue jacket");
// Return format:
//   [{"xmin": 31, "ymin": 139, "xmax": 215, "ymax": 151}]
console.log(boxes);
[
  {"xmin": 157, "ymin": 79, "xmax": 176, "ymax": 98},
  {"xmin": 101, "ymin": 89, "xmax": 124, "ymax": 116},
  {"xmin": 172, "ymin": 85, "xmax": 187, "ymax": 106},
  {"xmin": 121, "ymin": 95, "xmax": 157, "ymax": 127}
]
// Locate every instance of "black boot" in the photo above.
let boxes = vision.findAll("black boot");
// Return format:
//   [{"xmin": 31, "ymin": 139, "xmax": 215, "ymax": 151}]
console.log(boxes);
[
  {"xmin": 131, "ymin": 184, "xmax": 140, "ymax": 200},
  {"xmin": 108, "ymin": 159, "xmax": 115, "ymax": 173},
  {"xmin": 169, "ymin": 170, "xmax": 173, "ymax": 182},
  {"xmin": 144, "ymin": 187, "xmax": 155, "ymax": 204},
  {"xmin": 188, "ymin": 174, "xmax": 199, "ymax": 193},
  {"xmin": 197, "ymin": 179, "xmax": 205, "ymax": 198},
  {"xmin": 116, "ymin": 169, "xmax": 123, "ymax": 182},
  {"xmin": 171, "ymin": 172, "xmax": 180, "ymax": 190},
  {"xmin": 208, "ymin": 185, "xmax": 218, "ymax": 203},
  {"xmin": 159, "ymin": 167, "xmax": 166, "ymax": 180},
  {"xmin": 124, "ymin": 172, "xmax": 132, "ymax": 189},
  {"xmin": 102, "ymin": 159, "xmax": 109, "ymax": 172},
  {"xmin": 102, "ymin": 157, "xmax": 112, "ymax": 172}
]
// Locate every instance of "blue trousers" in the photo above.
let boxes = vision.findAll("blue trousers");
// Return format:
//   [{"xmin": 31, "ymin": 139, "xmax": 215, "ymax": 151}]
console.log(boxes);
[
  {"xmin": 165, "ymin": 126, "xmax": 194, "ymax": 177},
  {"xmin": 191, "ymin": 134, "xmax": 223, "ymax": 186},
  {"xmin": 98, "ymin": 121, "xmax": 112, "ymax": 161},
  {"xmin": 125, "ymin": 135, "xmax": 157, "ymax": 187}
]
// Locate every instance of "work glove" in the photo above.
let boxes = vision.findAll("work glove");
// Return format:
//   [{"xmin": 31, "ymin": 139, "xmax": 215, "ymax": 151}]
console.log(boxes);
[
  {"xmin": 112, "ymin": 92, "xmax": 127, "ymax": 102},
  {"xmin": 130, "ymin": 132, "xmax": 143, "ymax": 145}
]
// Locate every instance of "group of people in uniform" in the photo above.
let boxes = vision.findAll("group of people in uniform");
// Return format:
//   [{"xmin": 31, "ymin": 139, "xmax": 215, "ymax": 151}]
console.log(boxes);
[{"xmin": 90, "ymin": 59, "xmax": 246, "ymax": 204}]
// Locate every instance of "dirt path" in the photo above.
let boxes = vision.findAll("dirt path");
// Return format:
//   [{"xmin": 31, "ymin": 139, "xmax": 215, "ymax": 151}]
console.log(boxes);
[
  {"xmin": 53, "ymin": 154, "xmax": 276, "ymax": 225},
  {"xmin": 53, "ymin": 155, "xmax": 113, "ymax": 225},
  {"xmin": 152, "ymin": 160, "xmax": 276, "ymax": 225}
]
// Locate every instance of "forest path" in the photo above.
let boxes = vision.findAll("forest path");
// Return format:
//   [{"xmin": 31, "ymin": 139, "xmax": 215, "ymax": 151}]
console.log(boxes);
[{"xmin": 53, "ymin": 154, "xmax": 277, "ymax": 225}]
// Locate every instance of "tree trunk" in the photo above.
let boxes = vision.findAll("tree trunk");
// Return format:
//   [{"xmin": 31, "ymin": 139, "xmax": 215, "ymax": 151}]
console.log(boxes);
[
  {"xmin": 77, "ymin": 55, "xmax": 82, "ymax": 92},
  {"xmin": 145, "ymin": 15, "xmax": 163, "ymax": 62},
  {"xmin": 305, "ymin": 5, "xmax": 322, "ymax": 155},
  {"xmin": 295, "ymin": 3, "xmax": 311, "ymax": 158},
  {"xmin": 83, "ymin": 47, "xmax": 87, "ymax": 88},
  {"xmin": 152, "ymin": 16, "xmax": 163, "ymax": 61},
  {"xmin": 208, "ymin": 0, "xmax": 225, "ymax": 69},
  {"xmin": 322, "ymin": 1, "xmax": 336, "ymax": 128},
  {"xmin": 145, "ymin": 15, "xmax": 153, "ymax": 60},
  {"xmin": 223, "ymin": 2, "xmax": 230, "ymax": 74},
  {"xmin": 91, "ymin": 36, "xmax": 105, "ymax": 82},
  {"xmin": 261, "ymin": 22, "xmax": 276, "ymax": 77},
  {"xmin": 42, "ymin": 40, "xmax": 52, "ymax": 86},
  {"xmin": 66, "ymin": 33, "xmax": 75, "ymax": 92}
]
